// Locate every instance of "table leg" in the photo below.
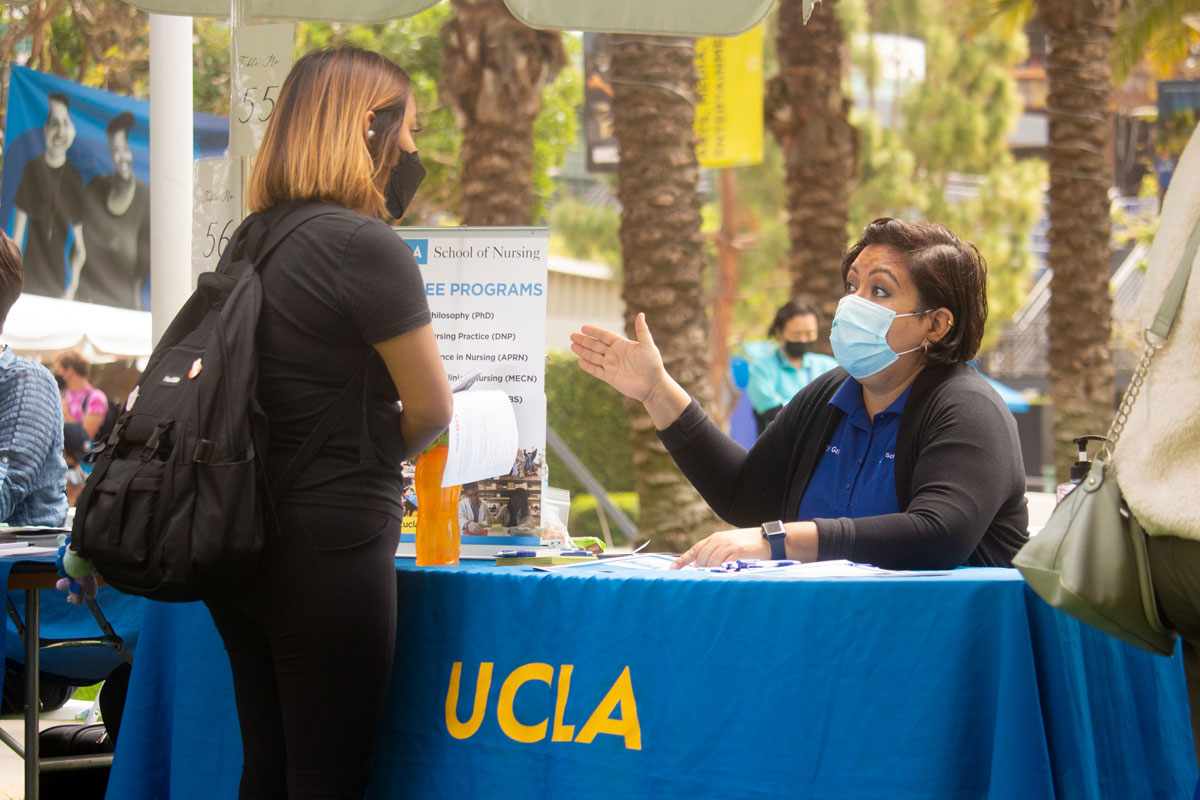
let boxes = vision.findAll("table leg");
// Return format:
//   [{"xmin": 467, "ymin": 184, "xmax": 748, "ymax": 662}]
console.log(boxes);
[{"xmin": 25, "ymin": 588, "xmax": 38, "ymax": 800}]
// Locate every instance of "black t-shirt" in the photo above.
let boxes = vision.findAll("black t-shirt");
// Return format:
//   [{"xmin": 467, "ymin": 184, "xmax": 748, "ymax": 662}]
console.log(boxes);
[
  {"xmin": 13, "ymin": 156, "xmax": 85, "ymax": 298},
  {"xmin": 79, "ymin": 175, "xmax": 151, "ymax": 309},
  {"xmin": 255, "ymin": 202, "xmax": 431, "ymax": 518}
]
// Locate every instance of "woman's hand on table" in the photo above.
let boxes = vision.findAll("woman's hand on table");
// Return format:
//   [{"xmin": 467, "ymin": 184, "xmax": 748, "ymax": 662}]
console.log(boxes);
[
  {"xmin": 671, "ymin": 528, "xmax": 769, "ymax": 569},
  {"xmin": 671, "ymin": 522, "xmax": 820, "ymax": 568}
]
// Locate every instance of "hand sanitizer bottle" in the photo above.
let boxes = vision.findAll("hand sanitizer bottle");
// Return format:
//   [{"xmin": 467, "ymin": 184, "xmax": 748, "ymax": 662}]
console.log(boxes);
[{"xmin": 1056, "ymin": 435, "xmax": 1107, "ymax": 503}]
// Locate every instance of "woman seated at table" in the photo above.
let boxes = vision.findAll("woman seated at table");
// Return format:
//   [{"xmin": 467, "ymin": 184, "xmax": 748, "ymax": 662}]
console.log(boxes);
[{"xmin": 571, "ymin": 218, "xmax": 1029, "ymax": 570}]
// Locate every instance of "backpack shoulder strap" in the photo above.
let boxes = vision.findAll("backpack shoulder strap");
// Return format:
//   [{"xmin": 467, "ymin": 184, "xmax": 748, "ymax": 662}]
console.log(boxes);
[
  {"xmin": 251, "ymin": 203, "xmax": 370, "ymax": 502},
  {"xmin": 218, "ymin": 203, "xmax": 339, "ymax": 278},
  {"xmin": 252, "ymin": 203, "xmax": 339, "ymax": 271}
]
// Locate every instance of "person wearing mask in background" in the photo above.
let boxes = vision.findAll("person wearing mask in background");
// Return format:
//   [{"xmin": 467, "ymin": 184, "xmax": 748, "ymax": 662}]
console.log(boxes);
[
  {"xmin": 78, "ymin": 111, "xmax": 151, "ymax": 310},
  {"xmin": 459, "ymin": 482, "xmax": 491, "ymax": 534},
  {"xmin": 203, "ymin": 47, "xmax": 452, "ymax": 799},
  {"xmin": 0, "ymin": 232, "xmax": 67, "ymax": 527},
  {"xmin": 747, "ymin": 298, "xmax": 838, "ymax": 436},
  {"xmin": 572, "ymin": 218, "xmax": 1028, "ymax": 571},
  {"xmin": 11, "ymin": 93, "xmax": 86, "ymax": 300},
  {"xmin": 498, "ymin": 487, "xmax": 533, "ymax": 531},
  {"xmin": 53, "ymin": 349, "xmax": 107, "ymax": 440}
]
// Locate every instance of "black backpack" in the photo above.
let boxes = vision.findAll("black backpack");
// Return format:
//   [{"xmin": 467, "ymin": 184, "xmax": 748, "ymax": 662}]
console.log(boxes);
[{"xmin": 72, "ymin": 204, "xmax": 366, "ymax": 602}]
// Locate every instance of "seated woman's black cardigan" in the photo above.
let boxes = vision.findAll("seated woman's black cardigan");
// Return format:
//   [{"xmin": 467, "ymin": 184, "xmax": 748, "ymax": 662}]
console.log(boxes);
[{"xmin": 657, "ymin": 362, "xmax": 1029, "ymax": 570}]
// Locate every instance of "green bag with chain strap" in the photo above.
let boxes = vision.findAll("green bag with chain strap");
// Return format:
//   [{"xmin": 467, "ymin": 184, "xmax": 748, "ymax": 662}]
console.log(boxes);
[{"xmin": 1012, "ymin": 221, "xmax": 1200, "ymax": 657}]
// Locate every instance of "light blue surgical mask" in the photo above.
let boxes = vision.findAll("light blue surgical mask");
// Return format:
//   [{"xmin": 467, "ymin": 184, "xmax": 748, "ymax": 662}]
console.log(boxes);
[{"xmin": 829, "ymin": 294, "xmax": 928, "ymax": 379}]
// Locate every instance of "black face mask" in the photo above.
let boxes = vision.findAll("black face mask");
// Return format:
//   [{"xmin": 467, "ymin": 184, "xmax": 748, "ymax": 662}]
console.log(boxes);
[
  {"xmin": 53, "ymin": 373, "xmax": 66, "ymax": 391},
  {"xmin": 385, "ymin": 150, "xmax": 426, "ymax": 219},
  {"xmin": 783, "ymin": 340, "xmax": 813, "ymax": 359}
]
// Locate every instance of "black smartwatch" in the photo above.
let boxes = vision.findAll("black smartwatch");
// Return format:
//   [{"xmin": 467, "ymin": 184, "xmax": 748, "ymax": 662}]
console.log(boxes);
[{"xmin": 761, "ymin": 520, "xmax": 787, "ymax": 561}]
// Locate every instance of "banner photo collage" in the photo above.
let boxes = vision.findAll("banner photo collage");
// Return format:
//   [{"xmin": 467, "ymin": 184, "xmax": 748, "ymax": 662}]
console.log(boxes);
[{"xmin": 0, "ymin": 65, "xmax": 228, "ymax": 310}]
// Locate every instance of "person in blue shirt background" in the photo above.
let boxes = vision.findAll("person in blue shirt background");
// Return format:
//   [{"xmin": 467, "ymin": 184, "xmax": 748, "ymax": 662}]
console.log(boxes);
[{"xmin": 746, "ymin": 298, "xmax": 838, "ymax": 436}]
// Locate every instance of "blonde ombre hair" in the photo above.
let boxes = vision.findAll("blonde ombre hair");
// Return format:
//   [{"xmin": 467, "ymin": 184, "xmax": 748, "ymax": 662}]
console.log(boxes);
[{"xmin": 247, "ymin": 47, "xmax": 412, "ymax": 216}]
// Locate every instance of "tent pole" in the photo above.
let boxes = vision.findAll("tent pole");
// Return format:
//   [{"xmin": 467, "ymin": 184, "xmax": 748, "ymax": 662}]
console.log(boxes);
[
  {"xmin": 232, "ymin": 0, "xmax": 249, "ymax": 222},
  {"xmin": 148, "ymin": 13, "xmax": 195, "ymax": 345}
]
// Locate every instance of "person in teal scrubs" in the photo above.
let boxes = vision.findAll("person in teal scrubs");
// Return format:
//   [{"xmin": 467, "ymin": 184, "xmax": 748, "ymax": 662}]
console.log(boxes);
[{"xmin": 746, "ymin": 298, "xmax": 838, "ymax": 435}]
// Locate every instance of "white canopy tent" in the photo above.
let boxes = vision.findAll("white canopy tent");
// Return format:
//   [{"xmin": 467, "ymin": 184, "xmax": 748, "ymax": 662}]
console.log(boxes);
[
  {"xmin": 120, "ymin": 0, "xmax": 778, "ymax": 35},
  {"xmin": 5, "ymin": 294, "xmax": 153, "ymax": 361}
]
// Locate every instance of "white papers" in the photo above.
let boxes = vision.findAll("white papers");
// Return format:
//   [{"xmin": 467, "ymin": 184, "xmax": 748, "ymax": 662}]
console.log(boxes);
[
  {"xmin": 700, "ymin": 560, "xmax": 883, "ymax": 577},
  {"xmin": 536, "ymin": 555, "xmax": 951, "ymax": 578},
  {"xmin": 442, "ymin": 390, "xmax": 519, "ymax": 487},
  {"xmin": 538, "ymin": 553, "xmax": 677, "ymax": 572},
  {"xmin": 0, "ymin": 542, "xmax": 61, "ymax": 558}
]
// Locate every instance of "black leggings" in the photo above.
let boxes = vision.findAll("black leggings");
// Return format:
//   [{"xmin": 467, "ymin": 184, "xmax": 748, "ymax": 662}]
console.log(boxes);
[{"xmin": 204, "ymin": 504, "xmax": 402, "ymax": 799}]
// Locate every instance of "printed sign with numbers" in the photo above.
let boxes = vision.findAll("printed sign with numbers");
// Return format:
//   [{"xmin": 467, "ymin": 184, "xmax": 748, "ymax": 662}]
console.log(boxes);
[
  {"xmin": 229, "ymin": 23, "xmax": 295, "ymax": 158},
  {"xmin": 192, "ymin": 157, "xmax": 243, "ymax": 288}
]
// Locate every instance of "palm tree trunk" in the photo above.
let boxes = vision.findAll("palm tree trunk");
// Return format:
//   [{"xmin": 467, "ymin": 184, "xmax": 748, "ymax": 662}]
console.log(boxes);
[
  {"xmin": 440, "ymin": 0, "xmax": 564, "ymax": 225},
  {"xmin": 766, "ymin": 0, "xmax": 858, "ymax": 350},
  {"xmin": 611, "ymin": 34, "xmax": 721, "ymax": 551},
  {"xmin": 458, "ymin": 122, "xmax": 535, "ymax": 226},
  {"xmin": 1040, "ymin": 0, "xmax": 1117, "ymax": 480}
]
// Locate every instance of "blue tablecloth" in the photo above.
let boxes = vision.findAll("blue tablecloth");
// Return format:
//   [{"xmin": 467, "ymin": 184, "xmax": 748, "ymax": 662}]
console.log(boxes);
[
  {"xmin": 106, "ymin": 563, "xmax": 1197, "ymax": 799},
  {"xmin": 0, "ymin": 558, "xmax": 146, "ymax": 686}
]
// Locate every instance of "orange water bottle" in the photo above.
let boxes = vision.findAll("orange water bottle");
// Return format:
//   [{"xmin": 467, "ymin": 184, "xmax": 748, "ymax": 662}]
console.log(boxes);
[{"xmin": 414, "ymin": 439, "xmax": 462, "ymax": 565}]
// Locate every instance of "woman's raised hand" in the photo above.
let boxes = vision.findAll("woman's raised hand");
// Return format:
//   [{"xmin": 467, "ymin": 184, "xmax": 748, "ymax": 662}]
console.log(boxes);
[
  {"xmin": 570, "ymin": 313, "xmax": 666, "ymax": 403},
  {"xmin": 571, "ymin": 312, "xmax": 693, "ymax": 430}
]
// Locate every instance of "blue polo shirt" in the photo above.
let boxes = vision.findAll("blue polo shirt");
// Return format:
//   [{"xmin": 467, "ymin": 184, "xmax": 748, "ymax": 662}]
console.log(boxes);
[{"xmin": 795, "ymin": 377, "xmax": 910, "ymax": 521}]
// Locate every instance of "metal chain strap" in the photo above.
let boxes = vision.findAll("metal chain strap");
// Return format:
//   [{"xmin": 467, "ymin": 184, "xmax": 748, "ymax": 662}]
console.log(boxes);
[{"xmin": 1099, "ymin": 332, "xmax": 1163, "ymax": 460}]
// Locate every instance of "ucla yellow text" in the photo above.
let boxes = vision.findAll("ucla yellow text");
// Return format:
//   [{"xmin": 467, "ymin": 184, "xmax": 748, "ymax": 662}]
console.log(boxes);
[{"xmin": 445, "ymin": 662, "xmax": 641, "ymax": 750}]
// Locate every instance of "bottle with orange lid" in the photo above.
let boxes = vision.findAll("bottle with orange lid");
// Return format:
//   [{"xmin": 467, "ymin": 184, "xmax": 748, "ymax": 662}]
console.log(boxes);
[{"xmin": 414, "ymin": 432, "xmax": 461, "ymax": 565}]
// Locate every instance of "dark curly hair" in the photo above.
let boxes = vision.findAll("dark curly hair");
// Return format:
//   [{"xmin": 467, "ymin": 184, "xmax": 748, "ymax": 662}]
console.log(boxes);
[{"xmin": 840, "ymin": 218, "xmax": 988, "ymax": 365}]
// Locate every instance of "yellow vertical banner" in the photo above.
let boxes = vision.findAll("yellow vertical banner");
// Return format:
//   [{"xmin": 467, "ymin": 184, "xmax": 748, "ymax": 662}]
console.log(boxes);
[{"xmin": 694, "ymin": 26, "xmax": 764, "ymax": 169}]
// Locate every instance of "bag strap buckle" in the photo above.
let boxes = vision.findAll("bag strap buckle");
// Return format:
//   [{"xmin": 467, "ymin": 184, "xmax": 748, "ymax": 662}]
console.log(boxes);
[
  {"xmin": 193, "ymin": 439, "xmax": 217, "ymax": 464},
  {"xmin": 141, "ymin": 422, "xmax": 171, "ymax": 461},
  {"xmin": 106, "ymin": 419, "xmax": 126, "ymax": 448}
]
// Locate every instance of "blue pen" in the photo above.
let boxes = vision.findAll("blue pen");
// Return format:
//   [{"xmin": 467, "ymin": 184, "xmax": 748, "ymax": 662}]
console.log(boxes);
[{"xmin": 495, "ymin": 550, "xmax": 540, "ymax": 558}]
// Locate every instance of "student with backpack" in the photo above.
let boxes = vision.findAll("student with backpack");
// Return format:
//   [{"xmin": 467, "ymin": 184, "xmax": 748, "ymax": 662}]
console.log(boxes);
[
  {"xmin": 72, "ymin": 48, "xmax": 451, "ymax": 797},
  {"xmin": 207, "ymin": 48, "xmax": 452, "ymax": 798}
]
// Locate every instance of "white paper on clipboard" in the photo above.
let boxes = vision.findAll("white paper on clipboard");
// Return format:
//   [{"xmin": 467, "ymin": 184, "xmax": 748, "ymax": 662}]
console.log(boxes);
[{"xmin": 441, "ymin": 390, "xmax": 519, "ymax": 487}]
